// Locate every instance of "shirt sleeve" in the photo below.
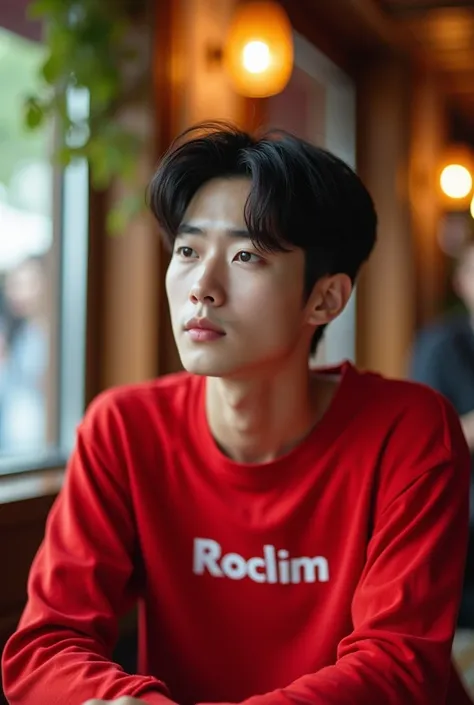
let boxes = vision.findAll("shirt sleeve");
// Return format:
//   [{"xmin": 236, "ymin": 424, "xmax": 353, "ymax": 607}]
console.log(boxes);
[
  {"xmin": 198, "ymin": 394, "xmax": 470, "ymax": 705},
  {"xmin": 1, "ymin": 392, "xmax": 174, "ymax": 705}
]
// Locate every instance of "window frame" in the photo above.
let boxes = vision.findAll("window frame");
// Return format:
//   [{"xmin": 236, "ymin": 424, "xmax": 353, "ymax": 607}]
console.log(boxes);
[{"xmin": 0, "ymin": 90, "xmax": 89, "ymax": 478}]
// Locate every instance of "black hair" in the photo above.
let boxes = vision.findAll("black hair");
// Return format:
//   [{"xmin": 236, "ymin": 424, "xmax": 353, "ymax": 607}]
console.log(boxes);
[{"xmin": 147, "ymin": 121, "xmax": 377, "ymax": 354}]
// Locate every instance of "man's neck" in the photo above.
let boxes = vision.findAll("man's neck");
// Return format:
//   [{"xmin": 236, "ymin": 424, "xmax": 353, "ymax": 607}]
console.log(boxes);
[{"xmin": 205, "ymin": 364, "xmax": 338, "ymax": 464}]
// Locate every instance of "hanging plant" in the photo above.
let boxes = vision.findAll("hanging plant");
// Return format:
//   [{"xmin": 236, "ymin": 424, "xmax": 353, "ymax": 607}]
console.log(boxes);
[{"xmin": 24, "ymin": 0, "xmax": 151, "ymax": 233}]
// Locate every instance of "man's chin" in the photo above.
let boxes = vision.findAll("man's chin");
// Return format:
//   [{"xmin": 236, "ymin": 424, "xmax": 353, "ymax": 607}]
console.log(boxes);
[{"xmin": 179, "ymin": 352, "xmax": 233, "ymax": 378}]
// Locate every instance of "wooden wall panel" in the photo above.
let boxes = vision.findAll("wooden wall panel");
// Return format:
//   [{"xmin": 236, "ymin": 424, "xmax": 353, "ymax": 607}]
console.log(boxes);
[{"xmin": 356, "ymin": 55, "xmax": 416, "ymax": 377}]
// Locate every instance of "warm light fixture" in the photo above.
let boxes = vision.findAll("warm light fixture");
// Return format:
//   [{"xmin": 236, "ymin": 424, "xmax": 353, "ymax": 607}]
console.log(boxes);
[
  {"xmin": 438, "ymin": 144, "xmax": 474, "ymax": 210},
  {"xmin": 224, "ymin": 1, "xmax": 294, "ymax": 98},
  {"xmin": 440, "ymin": 164, "xmax": 472, "ymax": 200},
  {"xmin": 470, "ymin": 195, "xmax": 474, "ymax": 219}
]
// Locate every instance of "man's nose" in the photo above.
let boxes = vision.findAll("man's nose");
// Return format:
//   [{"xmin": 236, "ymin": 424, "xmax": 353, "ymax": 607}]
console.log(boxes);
[{"xmin": 189, "ymin": 266, "xmax": 225, "ymax": 306}]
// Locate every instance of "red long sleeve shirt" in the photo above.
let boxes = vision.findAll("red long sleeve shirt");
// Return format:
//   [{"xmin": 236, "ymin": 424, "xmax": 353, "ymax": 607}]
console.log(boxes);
[{"xmin": 2, "ymin": 362, "xmax": 472, "ymax": 705}]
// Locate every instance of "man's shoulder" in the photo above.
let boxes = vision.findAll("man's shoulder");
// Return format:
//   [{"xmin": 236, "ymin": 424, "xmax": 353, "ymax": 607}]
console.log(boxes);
[
  {"xmin": 81, "ymin": 371, "xmax": 200, "ymax": 432},
  {"xmin": 355, "ymin": 367, "xmax": 464, "ymax": 456},
  {"xmin": 350, "ymin": 369, "xmax": 470, "ymax": 511},
  {"xmin": 91, "ymin": 370, "xmax": 197, "ymax": 406},
  {"xmin": 359, "ymin": 366, "xmax": 449, "ymax": 410}
]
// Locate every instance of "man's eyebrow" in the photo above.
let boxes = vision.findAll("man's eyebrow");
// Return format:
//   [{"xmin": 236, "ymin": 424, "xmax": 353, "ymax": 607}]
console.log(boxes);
[{"xmin": 177, "ymin": 223, "xmax": 250, "ymax": 238}]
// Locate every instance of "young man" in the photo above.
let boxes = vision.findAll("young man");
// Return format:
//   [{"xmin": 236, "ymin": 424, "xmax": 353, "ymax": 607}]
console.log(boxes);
[{"xmin": 2, "ymin": 123, "xmax": 472, "ymax": 705}]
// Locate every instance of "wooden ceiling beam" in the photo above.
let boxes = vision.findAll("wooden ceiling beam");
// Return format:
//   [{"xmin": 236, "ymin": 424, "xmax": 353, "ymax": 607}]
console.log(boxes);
[
  {"xmin": 283, "ymin": 0, "xmax": 474, "ymax": 128},
  {"xmin": 380, "ymin": 1, "xmax": 474, "ymax": 17}
]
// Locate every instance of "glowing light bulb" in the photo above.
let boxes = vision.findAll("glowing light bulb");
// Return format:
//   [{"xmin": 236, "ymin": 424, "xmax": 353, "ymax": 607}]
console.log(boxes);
[
  {"xmin": 225, "ymin": 1, "xmax": 293, "ymax": 97},
  {"xmin": 242, "ymin": 40, "xmax": 271, "ymax": 74},
  {"xmin": 440, "ymin": 164, "xmax": 473, "ymax": 200},
  {"xmin": 470, "ymin": 195, "xmax": 474, "ymax": 219}
]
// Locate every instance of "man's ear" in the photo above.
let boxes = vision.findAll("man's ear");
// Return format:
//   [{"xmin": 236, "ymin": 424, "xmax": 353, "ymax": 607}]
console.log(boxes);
[{"xmin": 305, "ymin": 274, "xmax": 353, "ymax": 327}]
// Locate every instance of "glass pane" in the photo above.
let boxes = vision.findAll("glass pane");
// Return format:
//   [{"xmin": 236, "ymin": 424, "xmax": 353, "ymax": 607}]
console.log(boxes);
[
  {"xmin": 58, "ymin": 87, "xmax": 89, "ymax": 454},
  {"xmin": 0, "ymin": 27, "xmax": 54, "ymax": 457}
]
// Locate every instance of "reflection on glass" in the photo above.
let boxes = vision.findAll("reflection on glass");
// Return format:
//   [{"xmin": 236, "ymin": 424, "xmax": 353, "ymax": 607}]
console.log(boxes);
[{"xmin": 0, "ymin": 28, "xmax": 52, "ymax": 454}]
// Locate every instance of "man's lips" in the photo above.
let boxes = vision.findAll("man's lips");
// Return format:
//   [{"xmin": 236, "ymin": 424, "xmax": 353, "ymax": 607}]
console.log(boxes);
[
  {"xmin": 184, "ymin": 318, "xmax": 226, "ymax": 341},
  {"xmin": 184, "ymin": 318, "xmax": 225, "ymax": 334}
]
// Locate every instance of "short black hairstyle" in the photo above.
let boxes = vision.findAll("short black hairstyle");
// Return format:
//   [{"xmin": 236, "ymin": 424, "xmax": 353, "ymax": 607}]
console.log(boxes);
[{"xmin": 148, "ymin": 121, "xmax": 377, "ymax": 354}]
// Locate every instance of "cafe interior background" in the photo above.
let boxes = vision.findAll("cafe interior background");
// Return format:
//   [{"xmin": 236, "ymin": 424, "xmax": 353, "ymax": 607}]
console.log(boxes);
[{"xmin": 1, "ymin": 0, "xmax": 474, "ymax": 700}]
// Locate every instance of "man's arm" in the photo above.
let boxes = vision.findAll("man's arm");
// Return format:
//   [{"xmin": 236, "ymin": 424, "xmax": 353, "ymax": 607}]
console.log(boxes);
[
  {"xmin": 1, "ymin": 392, "xmax": 173, "ymax": 705},
  {"xmin": 199, "ymin": 393, "xmax": 470, "ymax": 705}
]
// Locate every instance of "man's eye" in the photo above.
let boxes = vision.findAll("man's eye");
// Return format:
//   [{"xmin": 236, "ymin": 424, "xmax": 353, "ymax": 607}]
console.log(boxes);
[
  {"xmin": 234, "ymin": 251, "xmax": 261, "ymax": 263},
  {"xmin": 176, "ymin": 246, "xmax": 197, "ymax": 258}
]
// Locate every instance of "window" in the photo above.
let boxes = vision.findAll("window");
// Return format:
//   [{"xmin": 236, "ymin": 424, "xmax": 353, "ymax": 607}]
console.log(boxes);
[{"xmin": 0, "ymin": 25, "xmax": 88, "ymax": 475}]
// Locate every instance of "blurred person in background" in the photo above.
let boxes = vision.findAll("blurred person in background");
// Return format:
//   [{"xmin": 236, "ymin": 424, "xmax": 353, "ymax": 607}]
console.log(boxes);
[
  {"xmin": 0, "ymin": 256, "xmax": 48, "ymax": 452},
  {"xmin": 410, "ymin": 240, "xmax": 474, "ymax": 626}
]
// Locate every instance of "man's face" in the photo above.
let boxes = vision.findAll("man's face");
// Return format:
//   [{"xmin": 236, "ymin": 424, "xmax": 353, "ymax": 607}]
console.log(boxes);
[
  {"xmin": 165, "ymin": 177, "xmax": 316, "ymax": 377},
  {"xmin": 455, "ymin": 246, "xmax": 474, "ymax": 313}
]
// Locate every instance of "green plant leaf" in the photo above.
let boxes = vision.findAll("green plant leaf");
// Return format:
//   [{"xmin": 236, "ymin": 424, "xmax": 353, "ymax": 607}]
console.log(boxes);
[
  {"xmin": 24, "ymin": 97, "xmax": 45, "ymax": 129},
  {"xmin": 106, "ymin": 193, "xmax": 144, "ymax": 235},
  {"xmin": 91, "ymin": 74, "xmax": 119, "ymax": 108},
  {"xmin": 29, "ymin": 0, "xmax": 149, "ymax": 233},
  {"xmin": 28, "ymin": 0, "xmax": 63, "ymax": 20},
  {"xmin": 41, "ymin": 54, "xmax": 64, "ymax": 84},
  {"xmin": 49, "ymin": 24, "xmax": 75, "ymax": 60},
  {"xmin": 57, "ymin": 146, "xmax": 72, "ymax": 167},
  {"xmin": 89, "ymin": 142, "xmax": 115, "ymax": 189},
  {"xmin": 106, "ymin": 206, "xmax": 128, "ymax": 235}
]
